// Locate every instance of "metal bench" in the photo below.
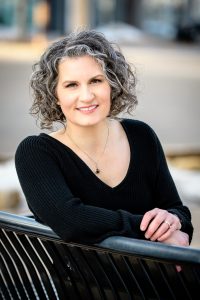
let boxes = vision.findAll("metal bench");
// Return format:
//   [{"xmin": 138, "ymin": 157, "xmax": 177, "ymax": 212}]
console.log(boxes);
[{"xmin": 0, "ymin": 210, "xmax": 200, "ymax": 300}]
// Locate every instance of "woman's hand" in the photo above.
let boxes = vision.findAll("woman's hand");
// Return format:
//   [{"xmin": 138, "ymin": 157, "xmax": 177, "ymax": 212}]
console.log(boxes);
[
  {"xmin": 160, "ymin": 230, "xmax": 189, "ymax": 272},
  {"xmin": 140, "ymin": 208, "xmax": 182, "ymax": 242},
  {"xmin": 140, "ymin": 209, "xmax": 188, "ymax": 273},
  {"xmin": 159, "ymin": 230, "xmax": 189, "ymax": 246}
]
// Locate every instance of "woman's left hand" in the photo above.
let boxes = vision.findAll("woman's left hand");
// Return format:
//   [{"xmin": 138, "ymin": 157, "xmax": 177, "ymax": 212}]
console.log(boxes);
[{"xmin": 140, "ymin": 208, "xmax": 182, "ymax": 242}]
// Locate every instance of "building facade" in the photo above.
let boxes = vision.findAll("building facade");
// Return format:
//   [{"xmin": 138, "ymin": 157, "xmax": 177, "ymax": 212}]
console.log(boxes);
[{"xmin": 0, "ymin": 0, "xmax": 199, "ymax": 42}]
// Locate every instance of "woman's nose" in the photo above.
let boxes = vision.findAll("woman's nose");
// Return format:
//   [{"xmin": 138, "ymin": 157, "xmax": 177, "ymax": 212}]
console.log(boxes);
[{"xmin": 79, "ymin": 86, "xmax": 94, "ymax": 102}]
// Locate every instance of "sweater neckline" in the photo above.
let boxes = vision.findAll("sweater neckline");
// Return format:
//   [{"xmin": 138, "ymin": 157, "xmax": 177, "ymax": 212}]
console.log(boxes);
[{"xmin": 40, "ymin": 119, "xmax": 134, "ymax": 190}]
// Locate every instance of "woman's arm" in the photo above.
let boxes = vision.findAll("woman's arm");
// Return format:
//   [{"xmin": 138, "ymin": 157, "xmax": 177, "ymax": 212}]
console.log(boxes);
[
  {"xmin": 15, "ymin": 136, "xmax": 144, "ymax": 244},
  {"xmin": 140, "ymin": 128, "xmax": 193, "ymax": 244}
]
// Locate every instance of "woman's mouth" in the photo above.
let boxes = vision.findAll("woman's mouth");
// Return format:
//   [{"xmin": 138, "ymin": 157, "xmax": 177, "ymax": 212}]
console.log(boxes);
[{"xmin": 76, "ymin": 105, "xmax": 98, "ymax": 113}]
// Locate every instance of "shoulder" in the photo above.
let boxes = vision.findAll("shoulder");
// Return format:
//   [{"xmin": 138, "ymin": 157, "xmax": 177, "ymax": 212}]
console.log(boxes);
[
  {"xmin": 121, "ymin": 118, "xmax": 167, "ymax": 167},
  {"xmin": 15, "ymin": 134, "xmax": 46, "ymax": 153},
  {"xmin": 121, "ymin": 118, "xmax": 163, "ymax": 155},
  {"xmin": 121, "ymin": 118, "xmax": 157, "ymax": 139},
  {"xmin": 15, "ymin": 134, "xmax": 53, "ymax": 164}
]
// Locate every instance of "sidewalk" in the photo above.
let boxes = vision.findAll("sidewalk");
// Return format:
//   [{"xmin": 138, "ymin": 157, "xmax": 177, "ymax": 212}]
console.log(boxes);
[
  {"xmin": 0, "ymin": 39, "xmax": 48, "ymax": 62},
  {"xmin": 0, "ymin": 37, "xmax": 200, "ymax": 63}
]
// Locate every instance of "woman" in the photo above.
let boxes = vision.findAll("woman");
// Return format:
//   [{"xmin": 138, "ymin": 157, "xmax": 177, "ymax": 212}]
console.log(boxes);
[{"xmin": 15, "ymin": 29, "xmax": 193, "ymax": 246}]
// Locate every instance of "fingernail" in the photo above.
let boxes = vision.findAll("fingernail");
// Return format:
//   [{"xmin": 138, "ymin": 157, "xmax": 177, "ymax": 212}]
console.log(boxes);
[{"xmin": 176, "ymin": 265, "xmax": 182, "ymax": 272}]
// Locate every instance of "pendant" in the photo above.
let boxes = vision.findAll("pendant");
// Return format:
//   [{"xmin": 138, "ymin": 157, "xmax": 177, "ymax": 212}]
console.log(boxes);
[{"xmin": 95, "ymin": 168, "xmax": 100, "ymax": 174}]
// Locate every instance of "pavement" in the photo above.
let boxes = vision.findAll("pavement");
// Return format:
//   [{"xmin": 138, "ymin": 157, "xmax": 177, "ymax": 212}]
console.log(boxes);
[{"xmin": 0, "ymin": 38, "xmax": 199, "ymax": 248}]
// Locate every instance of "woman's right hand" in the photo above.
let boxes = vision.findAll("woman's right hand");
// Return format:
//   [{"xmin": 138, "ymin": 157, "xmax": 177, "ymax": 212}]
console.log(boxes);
[
  {"xmin": 160, "ymin": 230, "xmax": 189, "ymax": 273},
  {"xmin": 159, "ymin": 230, "xmax": 189, "ymax": 247}
]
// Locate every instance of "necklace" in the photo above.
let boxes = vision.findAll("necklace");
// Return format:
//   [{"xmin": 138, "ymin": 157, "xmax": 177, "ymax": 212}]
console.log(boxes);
[{"xmin": 66, "ymin": 124, "xmax": 109, "ymax": 175}]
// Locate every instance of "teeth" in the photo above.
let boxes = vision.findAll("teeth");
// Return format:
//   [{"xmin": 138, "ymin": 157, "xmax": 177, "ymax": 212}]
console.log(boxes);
[{"xmin": 78, "ymin": 105, "xmax": 97, "ymax": 111}]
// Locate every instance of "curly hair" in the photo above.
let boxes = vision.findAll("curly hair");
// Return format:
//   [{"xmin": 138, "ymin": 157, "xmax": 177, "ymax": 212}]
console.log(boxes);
[{"xmin": 30, "ymin": 29, "xmax": 138, "ymax": 129}]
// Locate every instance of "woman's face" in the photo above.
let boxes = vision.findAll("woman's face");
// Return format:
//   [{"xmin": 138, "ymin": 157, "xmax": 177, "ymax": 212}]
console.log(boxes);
[{"xmin": 56, "ymin": 55, "xmax": 111, "ymax": 128}]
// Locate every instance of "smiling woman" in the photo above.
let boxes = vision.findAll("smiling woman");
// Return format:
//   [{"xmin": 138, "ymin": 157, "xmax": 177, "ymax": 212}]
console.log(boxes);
[
  {"xmin": 15, "ymin": 29, "xmax": 193, "ymax": 248},
  {"xmin": 55, "ymin": 56, "xmax": 111, "ymax": 128}
]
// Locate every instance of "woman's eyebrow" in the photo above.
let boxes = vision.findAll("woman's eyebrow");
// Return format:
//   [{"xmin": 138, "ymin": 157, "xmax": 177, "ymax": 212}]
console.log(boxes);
[{"xmin": 62, "ymin": 74, "xmax": 105, "ymax": 84}]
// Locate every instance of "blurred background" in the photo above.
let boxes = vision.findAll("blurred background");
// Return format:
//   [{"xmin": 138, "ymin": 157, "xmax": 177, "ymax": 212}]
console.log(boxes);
[{"xmin": 0, "ymin": 0, "xmax": 199, "ymax": 247}]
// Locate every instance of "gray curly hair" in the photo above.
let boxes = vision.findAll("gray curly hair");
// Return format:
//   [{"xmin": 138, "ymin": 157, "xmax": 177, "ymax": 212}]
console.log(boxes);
[{"xmin": 30, "ymin": 29, "xmax": 138, "ymax": 129}]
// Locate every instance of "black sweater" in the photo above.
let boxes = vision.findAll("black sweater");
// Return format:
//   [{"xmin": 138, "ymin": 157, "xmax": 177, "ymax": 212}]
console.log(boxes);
[{"xmin": 15, "ymin": 119, "xmax": 193, "ymax": 244}]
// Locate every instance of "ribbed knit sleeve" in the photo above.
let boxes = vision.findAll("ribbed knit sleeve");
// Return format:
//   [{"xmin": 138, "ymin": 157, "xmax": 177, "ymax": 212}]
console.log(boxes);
[
  {"xmin": 15, "ymin": 136, "xmax": 144, "ymax": 244},
  {"xmin": 152, "ymin": 129, "xmax": 194, "ymax": 243}
]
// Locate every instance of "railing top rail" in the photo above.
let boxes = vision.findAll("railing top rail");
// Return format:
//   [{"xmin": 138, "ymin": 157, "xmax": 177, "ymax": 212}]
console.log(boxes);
[{"xmin": 0, "ymin": 210, "xmax": 200, "ymax": 264}]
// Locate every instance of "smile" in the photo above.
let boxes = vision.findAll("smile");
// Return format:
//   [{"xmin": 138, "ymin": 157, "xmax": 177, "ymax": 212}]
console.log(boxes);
[{"xmin": 77, "ymin": 105, "xmax": 98, "ymax": 112}]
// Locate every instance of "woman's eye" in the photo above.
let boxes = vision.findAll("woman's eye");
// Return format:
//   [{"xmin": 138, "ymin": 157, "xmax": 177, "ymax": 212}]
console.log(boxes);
[
  {"xmin": 91, "ymin": 78, "xmax": 102, "ymax": 84},
  {"xmin": 65, "ymin": 83, "xmax": 77, "ymax": 88}
]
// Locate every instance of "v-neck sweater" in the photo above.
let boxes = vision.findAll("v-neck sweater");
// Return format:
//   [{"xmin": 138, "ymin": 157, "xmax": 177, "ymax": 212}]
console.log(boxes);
[{"xmin": 15, "ymin": 119, "xmax": 193, "ymax": 244}]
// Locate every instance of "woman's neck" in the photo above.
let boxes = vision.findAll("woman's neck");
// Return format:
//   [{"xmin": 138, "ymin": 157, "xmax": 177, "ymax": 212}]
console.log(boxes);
[{"xmin": 63, "ymin": 119, "xmax": 110, "ymax": 153}]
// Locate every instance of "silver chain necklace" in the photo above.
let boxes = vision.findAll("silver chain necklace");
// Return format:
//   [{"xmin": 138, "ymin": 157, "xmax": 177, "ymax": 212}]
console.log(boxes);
[{"xmin": 66, "ymin": 124, "xmax": 109, "ymax": 175}]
